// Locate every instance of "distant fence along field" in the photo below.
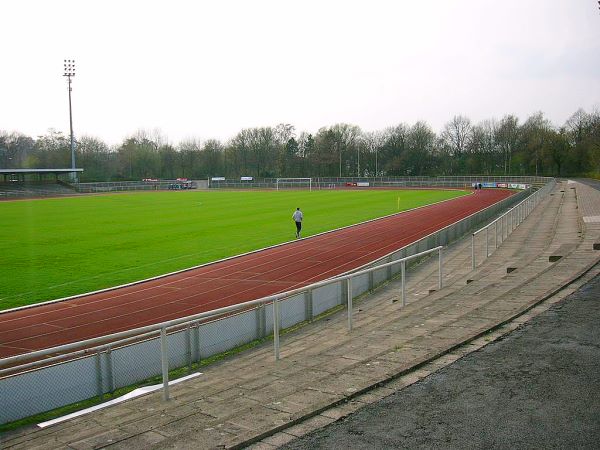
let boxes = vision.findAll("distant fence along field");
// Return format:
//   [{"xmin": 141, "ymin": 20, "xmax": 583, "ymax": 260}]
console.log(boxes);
[{"xmin": 0, "ymin": 189, "xmax": 468, "ymax": 310}]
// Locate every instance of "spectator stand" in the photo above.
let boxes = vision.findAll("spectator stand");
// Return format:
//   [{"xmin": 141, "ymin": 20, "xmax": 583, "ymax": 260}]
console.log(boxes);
[{"xmin": 0, "ymin": 168, "xmax": 83, "ymax": 199}]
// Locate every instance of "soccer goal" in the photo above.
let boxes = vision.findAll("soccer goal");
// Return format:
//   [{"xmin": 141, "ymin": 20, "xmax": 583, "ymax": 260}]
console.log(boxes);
[{"xmin": 275, "ymin": 177, "xmax": 312, "ymax": 191}]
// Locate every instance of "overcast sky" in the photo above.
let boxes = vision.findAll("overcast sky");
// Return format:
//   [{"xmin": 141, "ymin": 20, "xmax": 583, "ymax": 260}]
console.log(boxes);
[{"xmin": 1, "ymin": 0, "xmax": 599, "ymax": 146}]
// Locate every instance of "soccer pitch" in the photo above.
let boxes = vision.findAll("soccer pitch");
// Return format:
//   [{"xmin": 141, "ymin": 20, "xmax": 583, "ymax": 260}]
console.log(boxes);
[{"xmin": 0, "ymin": 188, "xmax": 468, "ymax": 310}]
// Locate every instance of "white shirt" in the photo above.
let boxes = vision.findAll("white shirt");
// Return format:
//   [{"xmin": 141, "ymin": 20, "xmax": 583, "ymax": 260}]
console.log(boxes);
[{"xmin": 292, "ymin": 210, "xmax": 303, "ymax": 222}]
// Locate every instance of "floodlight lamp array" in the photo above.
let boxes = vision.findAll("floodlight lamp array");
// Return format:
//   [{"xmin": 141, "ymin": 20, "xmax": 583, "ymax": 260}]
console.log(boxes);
[{"xmin": 63, "ymin": 59, "xmax": 76, "ymax": 77}]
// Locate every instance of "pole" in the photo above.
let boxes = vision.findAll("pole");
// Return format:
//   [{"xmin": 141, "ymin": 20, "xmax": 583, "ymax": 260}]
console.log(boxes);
[
  {"xmin": 401, "ymin": 260, "xmax": 406, "ymax": 306},
  {"xmin": 68, "ymin": 76, "xmax": 75, "ymax": 181},
  {"xmin": 63, "ymin": 60, "xmax": 76, "ymax": 182},
  {"xmin": 438, "ymin": 247, "xmax": 443, "ymax": 290},
  {"xmin": 338, "ymin": 143, "xmax": 342, "ymax": 177},
  {"xmin": 160, "ymin": 327, "xmax": 170, "ymax": 401},
  {"xmin": 471, "ymin": 234, "xmax": 475, "ymax": 270},
  {"xmin": 495, "ymin": 221, "xmax": 498, "ymax": 250},
  {"xmin": 273, "ymin": 299, "xmax": 280, "ymax": 360},
  {"xmin": 347, "ymin": 277, "xmax": 353, "ymax": 331}
]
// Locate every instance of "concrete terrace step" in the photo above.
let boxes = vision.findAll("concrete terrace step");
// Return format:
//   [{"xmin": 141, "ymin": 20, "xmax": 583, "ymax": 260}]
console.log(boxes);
[
  {"xmin": 4, "ymin": 181, "xmax": 600, "ymax": 450},
  {"xmin": 399, "ymin": 183, "xmax": 568, "ymax": 305}
]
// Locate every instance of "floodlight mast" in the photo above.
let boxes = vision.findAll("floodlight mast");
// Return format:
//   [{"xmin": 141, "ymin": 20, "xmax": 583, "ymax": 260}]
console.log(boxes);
[{"xmin": 63, "ymin": 59, "xmax": 76, "ymax": 182}]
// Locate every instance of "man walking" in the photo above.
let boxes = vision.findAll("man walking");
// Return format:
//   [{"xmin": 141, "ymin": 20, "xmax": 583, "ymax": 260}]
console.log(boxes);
[{"xmin": 292, "ymin": 207, "xmax": 303, "ymax": 238}]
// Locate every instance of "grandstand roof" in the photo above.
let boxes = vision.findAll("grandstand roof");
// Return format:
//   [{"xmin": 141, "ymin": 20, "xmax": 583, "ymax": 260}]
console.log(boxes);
[{"xmin": 0, "ymin": 168, "xmax": 83, "ymax": 174}]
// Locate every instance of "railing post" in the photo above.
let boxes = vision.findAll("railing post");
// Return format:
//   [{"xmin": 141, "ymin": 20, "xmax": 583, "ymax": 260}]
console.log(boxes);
[
  {"xmin": 341, "ymin": 279, "xmax": 348, "ymax": 306},
  {"xmin": 106, "ymin": 347, "xmax": 114, "ymax": 393},
  {"xmin": 185, "ymin": 323, "xmax": 192, "ymax": 373},
  {"xmin": 347, "ymin": 277, "xmax": 353, "ymax": 331},
  {"xmin": 519, "ymin": 203, "xmax": 522, "ymax": 224},
  {"xmin": 193, "ymin": 321, "xmax": 201, "ymax": 364},
  {"xmin": 471, "ymin": 233, "xmax": 475, "ymax": 270},
  {"xmin": 305, "ymin": 289, "xmax": 313, "ymax": 322},
  {"xmin": 273, "ymin": 299, "xmax": 281, "ymax": 361},
  {"xmin": 160, "ymin": 327, "xmax": 170, "ymax": 401},
  {"xmin": 401, "ymin": 260, "xmax": 406, "ymax": 306},
  {"xmin": 95, "ymin": 350, "xmax": 104, "ymax": 401},
  {"xmin": 495, "ymin": 221, "xmax": 498, "ymax": 250},
  {"xmin": 438, "ymin": 247, "xmax": 443, "ymax": 290}
]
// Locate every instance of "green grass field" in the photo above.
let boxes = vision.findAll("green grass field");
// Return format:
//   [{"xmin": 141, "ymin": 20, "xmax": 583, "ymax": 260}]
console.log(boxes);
[{"xmin": 0, "ymin": 189, "xmax": 468, "ymax": 310}]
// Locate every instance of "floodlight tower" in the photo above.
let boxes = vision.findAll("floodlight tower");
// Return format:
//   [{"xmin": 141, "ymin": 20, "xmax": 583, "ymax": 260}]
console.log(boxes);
[
  {"xmin": 63, "ymin": 59, "xmax": 76, "ymax": 182},
  {"xmin": 357, "ymin": 139, "xmax": 360, "ymax": 177}
]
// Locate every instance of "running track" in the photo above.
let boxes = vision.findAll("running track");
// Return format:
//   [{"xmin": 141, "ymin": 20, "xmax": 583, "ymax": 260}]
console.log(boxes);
[{"xmin": 0, "ymin": 189, "xmax": 512, "ymax": 360}]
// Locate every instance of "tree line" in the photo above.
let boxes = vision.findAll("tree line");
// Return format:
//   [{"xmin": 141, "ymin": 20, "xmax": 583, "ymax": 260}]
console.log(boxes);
[{"xmin": 1, "ymin": 109, "xmax": 599, "ymax": 182}]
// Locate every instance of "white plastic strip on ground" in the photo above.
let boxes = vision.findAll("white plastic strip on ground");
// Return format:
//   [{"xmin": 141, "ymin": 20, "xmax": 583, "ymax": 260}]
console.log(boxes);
[{"xmin": 37, "ymin": 372, "xmax": 202, "ymax": 428}]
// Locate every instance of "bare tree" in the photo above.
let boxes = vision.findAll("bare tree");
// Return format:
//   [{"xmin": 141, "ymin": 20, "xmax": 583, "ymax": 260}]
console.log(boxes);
[
  {"xmin": 273, "ymin": 123, "xmax": 295, "ymax": 146},
  {"xmin": 362, "ymin": 130, "xmax": 386, "ymax": 176},
  {"xmin": 440, "ymin": 115, "xmax": 473, "ymax": 174},
  {"xmin": 495, "ymin": 115, "xmax": 520, "ymax": 175},
  {"xmin": 407, "ymin": 121, "xmax": 436, "ymax": 176},
  {"xmin": 201, "ymin": 139, "xmax": 224, "ymax": 177},
  {"xmin": 521, "ymin": 112, "xmax": 553, "ymax": 176},
  {"xmin": 440, "ymin": 115, "xmax": 472, "ymax": 157},
  {"xmin": 380, "ymin": 124, "xmax": 409, "ymax": 175},
  {"xmin": 0, "ymin": 131, "xmax": 35, "ymax": 168}
]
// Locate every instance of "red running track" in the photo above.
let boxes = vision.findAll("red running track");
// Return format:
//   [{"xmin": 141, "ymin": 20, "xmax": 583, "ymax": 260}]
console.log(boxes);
[{"xmin": 0, "ymin": 189, "xmax": 512, "ymax": 359}]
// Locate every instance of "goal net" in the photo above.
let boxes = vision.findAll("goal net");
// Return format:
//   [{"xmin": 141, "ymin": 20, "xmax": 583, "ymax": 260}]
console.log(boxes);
[{"xmin": 275, "ymin": 178, "xmax": 312, "ymax": 191}]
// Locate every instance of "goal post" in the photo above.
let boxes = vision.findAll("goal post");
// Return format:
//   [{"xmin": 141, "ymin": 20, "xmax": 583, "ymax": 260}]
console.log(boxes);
[{"xmin": 275, "ymin": 178, "xmax": 312, "ymax": 191}]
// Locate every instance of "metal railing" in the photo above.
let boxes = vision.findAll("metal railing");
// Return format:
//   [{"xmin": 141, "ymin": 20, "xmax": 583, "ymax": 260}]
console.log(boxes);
[
  {"xmin": 74, "ymin": 180, "xmax": 208, "ymax": 193},
  {"xmin": 0, "ymin": 247, "xmax": 443, "ymax": 378},
  {"xmin": 471, "ymin": 179, "xmax": 556, "ymax": 269},
  {"xmin": 209, "ymin": 176, "xmax": 553, "ymax": 190}
]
